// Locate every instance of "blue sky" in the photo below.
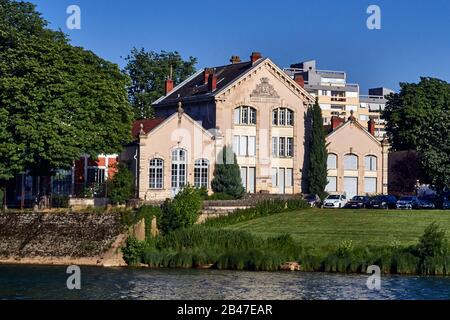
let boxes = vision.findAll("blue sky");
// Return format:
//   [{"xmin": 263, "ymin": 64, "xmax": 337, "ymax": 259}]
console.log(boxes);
[{"xmin": 29, "ymin": 0, "xmax": 450, "ymax": 92}]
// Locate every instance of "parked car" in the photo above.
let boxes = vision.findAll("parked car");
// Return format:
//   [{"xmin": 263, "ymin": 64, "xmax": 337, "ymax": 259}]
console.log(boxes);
[
  {"xmin": 396, "ymin": 196, "xmax": 419, "ymax": 210},
  {"xmin": 443, "ymin": 195, "xmax": 450, "ymax": 210},
  {"xmin": 323, "ymin": 194, "xmax": 347, "ymax": 209},
  {"xmin": 345, "ymin": 196, "xmax": 371, "ymax": 209},
  {"xmin": 417, "ymin": 196, "xmax": 436, "ymax": 209},
  {"xmin": 368, "ymin": 195, "xmax": 397, "ymax": 209},
  {"xmin": 303, "ymin": 194, "xmax": 321, "ymax": 208}
]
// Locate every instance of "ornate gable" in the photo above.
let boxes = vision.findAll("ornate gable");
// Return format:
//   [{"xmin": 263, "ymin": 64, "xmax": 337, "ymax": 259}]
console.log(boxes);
[{"xmin": 250, "ymin": 77, "xmax": 280, "ymax": 98}]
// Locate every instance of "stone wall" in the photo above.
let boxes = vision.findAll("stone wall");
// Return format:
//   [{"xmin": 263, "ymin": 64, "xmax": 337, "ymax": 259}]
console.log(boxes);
[{"xmin": 0, "ymin": 212, "xmax": 126, "ymax": 265}]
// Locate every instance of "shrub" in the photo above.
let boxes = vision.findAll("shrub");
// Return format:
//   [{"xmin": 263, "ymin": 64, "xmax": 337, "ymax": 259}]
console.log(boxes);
[
  {"xmin": 122, "ymin": 237, "xmax": 145, "ymax": 266},
  {"xmin": 416, "ymin": 222, "xmax": 447, "ymax": 260},
  {"xmin": 108, "ymin": 163, "xmax": 134, "ymax": 205},
  {"xmin": 206, "ymin": 193, "xmax": 236, "ymax": 200},
  {"xmin": 0, "ymin": 188, "xmax": 4, "ymax": 207},
  {"xmin": 159, "ymin": 185, "xmax": 202, "ymax": 234},
  {"xmin": 211, "ymin": 146, "xmax": 245, "ymax": 199}
]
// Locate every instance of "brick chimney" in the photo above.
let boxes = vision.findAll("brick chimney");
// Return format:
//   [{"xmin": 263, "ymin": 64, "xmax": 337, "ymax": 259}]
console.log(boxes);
[
  {"xmin": 250, "ymin": 52, "xmax": 262, "ymax": 64},
  {"xmin": 331, "ymin": 116, "xmax": 344, "ymax": 130},
  {"xmin": 204, "ymin": 68, "xmax": 214, "ymax": 84},
  {"xmin": 208, "ymin": 73, "xmax": 217, "ymax": 91},
  {"xmin": 294, "ymin": 74, "xmax": 304, "ymax": 88},
  {"xmin": 368, "ymin": 118, "xmax": 376, "ymax": 136},
  {"xmin": 165, "ymin": 79, "xmax": 174, "ymax": 95},
  {"xmin": 230, "ymin": 55, "xmax": 241, "ymax": 64}
]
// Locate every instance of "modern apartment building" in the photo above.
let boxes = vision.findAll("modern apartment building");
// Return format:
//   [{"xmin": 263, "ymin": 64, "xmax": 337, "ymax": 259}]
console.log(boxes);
[
  {"xmin": 284, "ymin": 60, "xmax": 393, "ymax": 139},
  {"xmin": 359, "ymin": 87, "xmax": 394, "ymax": 138}
]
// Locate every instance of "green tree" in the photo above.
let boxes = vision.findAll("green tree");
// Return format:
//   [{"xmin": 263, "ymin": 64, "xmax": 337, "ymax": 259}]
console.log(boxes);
[
  {"xmin": 124, "ymin": 48, "xmax": 197, "ymax": 119},
  {"xmin": 0, "ymin": 0, "xmax": 134, "ymax": 194},
  {"xmin": 383, "ymin": 78, "xmax": 450, "ymax": 190},
  {"xmin": 159, "ymin": 185, "xmax": 202, "ymax": 234},
  {"xmin": 211, "ymin": 146, "xmax": 245, "ymax": 199},
  {"xmin": 308, "ymin": 99, "xmax": 328, "ymax": 199},
  {"xmin": 108, "ymin": 163, "xmax": 134, "ymax": 205}
]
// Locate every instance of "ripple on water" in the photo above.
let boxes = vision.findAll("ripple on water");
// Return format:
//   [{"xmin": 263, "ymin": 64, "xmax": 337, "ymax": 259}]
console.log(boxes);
[{"xmin": 0, "ymin": 266, "xmax": 449, "ymax": 300}]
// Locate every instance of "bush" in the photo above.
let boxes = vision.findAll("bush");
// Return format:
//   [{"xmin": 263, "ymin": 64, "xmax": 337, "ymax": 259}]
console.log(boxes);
[
  {"xmin": 0, "ymin": 188, "xmax": 4, "ymax": 207},
  {"xmin": 52, "ymin": 195, "xmax": 69, "ymax": 208},
  {"xmin": 108, "ymin": 163, "xmax": 134, "ymax": 205},
  {"xmin": 416, "ymin": 222, "xmax": 447, "ymax": 260},
  {"xmin": 206, "ymin": 193, "xmax": 236, "ymax": 200},
  {"xmin": 211, "ymin": 146, "xmax": 245, "ymax": 199},
  {"xmin": 122, "ymin": 237, "xmax": 145, "ymax": 266},
  {"xmin": 159, "ymin": 185, "xmax": 202, "ymax": 234}
]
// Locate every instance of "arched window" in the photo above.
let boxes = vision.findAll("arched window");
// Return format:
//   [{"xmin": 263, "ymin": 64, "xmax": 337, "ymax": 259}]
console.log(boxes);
[
  {"xmin": 194, "ymin": 159, "xmax": 209, "ymax": 188},
  {"xmin": 365, "ymin": 155, "xmax": 377, "ymax": 171},
  {"xmin": 234, "ymin": 106, "xmax": 256, "ymax": 125},
  {"xmin": 327, "ymin": 153, "xmax": 337, "ymax": 170},
  {"xmin": 272, "ymin": 108, "xmax": 294, "ymax": 126},
  {"xmin": 149, "ymin": 158, "xmax": 164, "ymax": 189},
  {"xmin": 344, "ymin": 154, "xmax": 358, "ymax": 170},
  {"xmin": 171, "ymin": 149, "xmax": 186, "ymax": 190}
]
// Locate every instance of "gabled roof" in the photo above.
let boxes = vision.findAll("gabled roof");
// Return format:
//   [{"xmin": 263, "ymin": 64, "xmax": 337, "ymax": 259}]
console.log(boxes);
[
  {"xmin": 326, "ymin": 119, "xmax": 382, "ymax": 145},
  {"xmin": 132, "ymin": 118, "xmax": 165, "ymax": 139},
  {"xmin": 137, "ymin": 112, "xmax": 215, "ymax": 140},
  {"xmin": 153, "ymin": 56, "xmax": 314, "ymax": 107}
]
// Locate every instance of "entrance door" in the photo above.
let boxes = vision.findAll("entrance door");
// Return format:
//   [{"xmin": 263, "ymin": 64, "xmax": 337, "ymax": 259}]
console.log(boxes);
[
  {"xmin": 344, "ymin": 177, "xmax": 358, "ymax": 199},
  {"xmin": 171, "ymin": 149, "xmax": 187, "ymax": 197},
  {"xmin": 240, "ymin": 167, "xmax": 247, "ymax": 192},
  {"xmin": 279, "ymin": 168, "xmax": 285, "ymax": 194}
]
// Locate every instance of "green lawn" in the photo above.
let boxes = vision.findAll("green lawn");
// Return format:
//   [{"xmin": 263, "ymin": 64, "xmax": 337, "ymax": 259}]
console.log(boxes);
[{"xmin": 226, "ymin": 209, "xmax": 450, "ymax": 248}]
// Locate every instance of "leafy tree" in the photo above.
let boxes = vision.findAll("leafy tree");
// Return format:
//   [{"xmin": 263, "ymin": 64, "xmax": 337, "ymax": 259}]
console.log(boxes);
[
  {"xmin": 383, "ymin": 78, "xmax": 450, "ymax": 190},
  {"xmin": 0, "ymin": 0, "xmax": 134, "ymax": 194},
  {"xmin": 211, "ymin": 146, "xmax": 245, "ymax": 199},
  {"xmin": 108, "ymin": 163, "xmax": 134, "ymax": 205},
  {"xmin": 308, "ymin": 99, "xmax": 328, "ymax": 199},
  {"xmin": 124, "ymin": 48, "xmax": 197, "ymax": 119},
  {"xmin": 159, "ymin": 185, "xmax": 202, "ymax": 234}
]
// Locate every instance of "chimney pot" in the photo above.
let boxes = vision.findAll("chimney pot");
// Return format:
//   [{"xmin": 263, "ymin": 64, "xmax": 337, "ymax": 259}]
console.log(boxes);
[
  {"xmin": 208, "ymin": 73, "xmax": 217, "ymax": 91},
  {"xmin": 331, "ymin": 116, "xmax": 344, "ymax": 130},
  {"xmin": 230, "ymin": 56, "xmax": 241, "ymax": 64},
  {"xmin": 204, "ymin": 68, "xmax": 214, "ymax": 84},
  {"xmin": 165, "ymin": 79, "xmax": 174, "ymax": 95},
  {"xmin": 250, "ymin": 52, "xmax": 262, "ymax": 64}
]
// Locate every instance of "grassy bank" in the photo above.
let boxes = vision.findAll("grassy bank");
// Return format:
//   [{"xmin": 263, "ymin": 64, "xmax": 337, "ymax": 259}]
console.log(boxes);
[
  {"xmin": 123, "ymin": 203, "xmax": 450, "ymax": 275},
  {"xmin": 226, "ymin": 209, "xmax": 450, "ymax": 248}
]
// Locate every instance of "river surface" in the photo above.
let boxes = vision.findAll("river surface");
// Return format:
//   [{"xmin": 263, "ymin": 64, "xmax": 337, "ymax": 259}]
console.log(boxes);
[{"xmin": 0, "ymin": 265, "xmax": 449, "ymax": 300}]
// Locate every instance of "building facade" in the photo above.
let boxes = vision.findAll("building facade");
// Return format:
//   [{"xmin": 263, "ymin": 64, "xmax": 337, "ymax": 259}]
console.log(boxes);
[
  {"xmin": 152, "ymin": 53, "xmax": 315, "ymax": 197},
  {"xmin": 325, "ymin": 114, "xmax": 389, "ymax": 198}
]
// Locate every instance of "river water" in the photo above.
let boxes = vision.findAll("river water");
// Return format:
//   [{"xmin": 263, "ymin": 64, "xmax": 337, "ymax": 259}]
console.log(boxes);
[{"xmin": 0, "ymin": 265, "xmax": 448, "ymax": 300}]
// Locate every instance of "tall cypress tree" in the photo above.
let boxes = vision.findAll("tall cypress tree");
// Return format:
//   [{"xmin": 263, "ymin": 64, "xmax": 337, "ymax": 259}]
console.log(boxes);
[
  {"xmin": 308, "ymin": 99, "xmax": 328, "ymax": 199},
  {"xmin": 211, "ymin": 146, "xmax": 245, "ymax": 199}
]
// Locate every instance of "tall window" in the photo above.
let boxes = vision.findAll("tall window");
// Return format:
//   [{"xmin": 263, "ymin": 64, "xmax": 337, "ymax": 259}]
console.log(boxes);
[
  {"xmin": 149, "ymin": 158, "xmax": 164, "ymax": 189},
  {"xmin": 344, "ymin": 154, "xmax": 358, "ymax": 170},
  {"xmin": 279, "ymin": 137, "xmax": 286, "ymax": 157},
  {"xmin": 272, "ymin": 137, "xmax": 278, "ymax": 157},
  {"xmin": 234, "ymin": 106, "xmax": 256, "ymax": 125},
  {"xmin": 287, "ymin": 138, "xmax": 294, "ymax": 157},
  {"xmin": 327, "ymin": 154, "xmax": 337, "ymax": 170},
  {"xmin": 234, "ymin": 135, "xmax": 256, "ymax": 157},
  {"xmin": 365, "ymin": 155, "xmax": 377, "ymax": 171},
  {"xmin": 171, "ymin": 149, "xmax": 186, "ymax": 189},
  {"xmin": 194, "ymin": 159, "xmax": 209, "ymax": 189},
  {"xmin": 272, "ymin": 108, "xmax": 294, "ymax": 126}
]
